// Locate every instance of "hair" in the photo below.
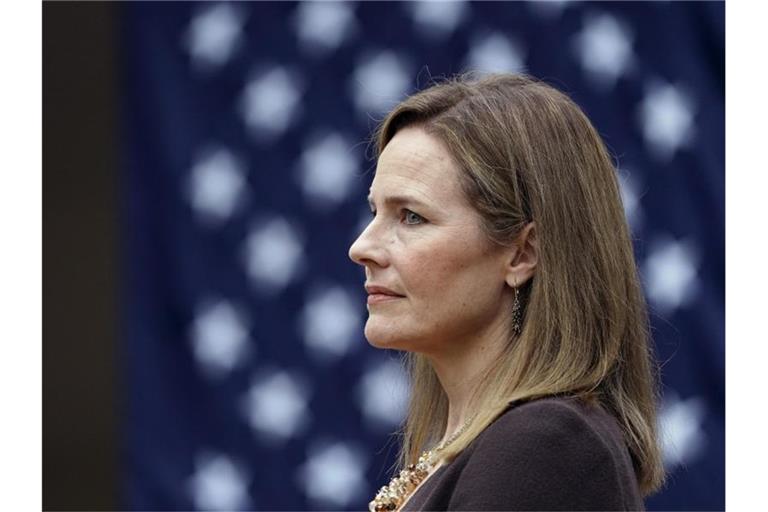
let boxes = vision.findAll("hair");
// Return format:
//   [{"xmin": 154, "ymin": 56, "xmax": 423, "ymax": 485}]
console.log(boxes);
[{"xmin": 372, "ymin": 72, "xmax": 666, "ymax": 496}]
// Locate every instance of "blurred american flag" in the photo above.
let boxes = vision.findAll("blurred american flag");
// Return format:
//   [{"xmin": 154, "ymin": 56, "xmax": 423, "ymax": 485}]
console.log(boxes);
[{"xmin": 118, "ymin": 1, "xmax": 724, "ymax": 510}]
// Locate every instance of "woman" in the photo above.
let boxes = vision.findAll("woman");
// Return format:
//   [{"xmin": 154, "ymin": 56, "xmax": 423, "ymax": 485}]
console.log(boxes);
[{"xmin": 348, "ymin": 73, "xmax": 666, "ymax": 511}]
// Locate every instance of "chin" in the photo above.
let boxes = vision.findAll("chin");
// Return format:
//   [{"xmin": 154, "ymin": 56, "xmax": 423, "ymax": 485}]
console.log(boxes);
[
  {"xmin": 364, "ymin": 322, "xmax": 409, "ymax": 351},
  {"xmin": 364, "ymin": 320, "xmax": 433, "ymax": 354},
  {"xmin": 364, "ymin": 331, "xmax": 403, "ymax": 350}
]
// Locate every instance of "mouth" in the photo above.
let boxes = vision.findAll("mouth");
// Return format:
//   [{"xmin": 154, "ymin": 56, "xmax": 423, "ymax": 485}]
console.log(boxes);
[
  {"xmin": 367, "ymin": 293, "xmax": 404, "ymax": 305},
  {"xmin": 364, "ymin": 284, "xmax": 405, "ymax": 305}
]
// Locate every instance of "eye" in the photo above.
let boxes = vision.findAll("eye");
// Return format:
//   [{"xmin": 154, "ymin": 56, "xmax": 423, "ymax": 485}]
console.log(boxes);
[{"xmin": 403, "ymin": 209, "xmax": 425, "ymax": 225}]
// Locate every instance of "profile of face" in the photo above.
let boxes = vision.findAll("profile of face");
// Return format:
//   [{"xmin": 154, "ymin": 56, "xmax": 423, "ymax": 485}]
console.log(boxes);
[{"xmin": 348, "ymin": 126, "xmax": 525, "ymax": 355}]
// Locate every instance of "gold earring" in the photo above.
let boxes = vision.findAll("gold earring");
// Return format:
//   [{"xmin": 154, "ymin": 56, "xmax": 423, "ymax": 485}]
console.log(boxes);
[{"xmin": 511, "ymin": 278, "xmax": 522, "ymax": 336}]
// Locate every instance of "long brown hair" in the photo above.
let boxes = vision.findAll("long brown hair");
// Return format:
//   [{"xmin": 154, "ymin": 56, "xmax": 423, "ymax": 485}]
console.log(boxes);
[{"xmin": 373, "ymin": 72, "xmax": 666, "ymax": 496}]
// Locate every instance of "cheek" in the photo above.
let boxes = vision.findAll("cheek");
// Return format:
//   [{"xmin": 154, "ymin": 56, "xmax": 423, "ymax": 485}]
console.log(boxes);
[
  {"xmin": 405, "ymin": 247, "xmax": 477, "ymax": 297},
  {"xmin": 413, "ymin": 238, "xmax": 503, "ymax": 307}
]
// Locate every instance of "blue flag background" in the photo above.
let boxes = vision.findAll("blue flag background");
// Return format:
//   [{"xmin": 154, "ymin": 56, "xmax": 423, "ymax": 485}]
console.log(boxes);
[{"xmin": 118, "ymin": 1, "xmax": 724, "ymax": 510}]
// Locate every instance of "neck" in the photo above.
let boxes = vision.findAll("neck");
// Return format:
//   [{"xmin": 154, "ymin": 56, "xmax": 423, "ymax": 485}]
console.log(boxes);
[{"xmin": 425, "ymin": 309, "xmax": 510, "ymax": 447}]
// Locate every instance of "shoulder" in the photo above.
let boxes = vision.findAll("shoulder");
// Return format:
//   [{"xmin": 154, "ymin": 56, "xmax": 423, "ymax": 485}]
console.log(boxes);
[
  {"xmin": 474, "ymin": 396, "xmax": 619, "ymax": 475},
  {"xmin": 484, "ymin": 396, "xmax": 612, "ymax": 451},
  {"xmin": 448, "ymin": 397, "xmax": 630, "ymax": 510}
]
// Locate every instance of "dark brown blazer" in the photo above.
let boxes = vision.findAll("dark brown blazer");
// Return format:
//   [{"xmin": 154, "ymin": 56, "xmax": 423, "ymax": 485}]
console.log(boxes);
[{"xmin": 400, "ymin": 395, "xmax": 645, "ymax": 511}]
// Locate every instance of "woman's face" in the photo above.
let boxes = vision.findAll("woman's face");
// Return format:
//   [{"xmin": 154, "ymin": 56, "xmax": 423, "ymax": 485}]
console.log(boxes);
[{"xmin": 348, "ymin": 126, "xmax": 514, "ymax": 355}]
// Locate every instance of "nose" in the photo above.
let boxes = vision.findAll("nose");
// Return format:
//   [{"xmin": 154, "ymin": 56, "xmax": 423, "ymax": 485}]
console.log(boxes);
[{"xmin": 348, "ymin": 221, "xmax": 386, "ymax": 268}]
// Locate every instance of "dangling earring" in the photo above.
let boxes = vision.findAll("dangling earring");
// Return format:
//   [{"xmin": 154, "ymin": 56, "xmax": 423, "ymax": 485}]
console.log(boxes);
[{"xmin": 511, "ymin": 278, "xmax": 522, "ymax": 336}]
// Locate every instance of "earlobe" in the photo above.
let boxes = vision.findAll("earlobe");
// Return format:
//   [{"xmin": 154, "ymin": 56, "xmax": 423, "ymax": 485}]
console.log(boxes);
[{"xmin": 504, "ymin": 221, "xmax": 538, "ymax": 288}]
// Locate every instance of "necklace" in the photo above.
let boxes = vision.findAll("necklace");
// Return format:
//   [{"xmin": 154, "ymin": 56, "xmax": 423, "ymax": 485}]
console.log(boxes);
[{"xmin": 369, "ymin": 415, "xmax": 476, "ymax": 512}]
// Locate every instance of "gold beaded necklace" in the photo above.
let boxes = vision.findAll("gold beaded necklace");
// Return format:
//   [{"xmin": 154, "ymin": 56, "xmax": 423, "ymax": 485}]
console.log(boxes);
[{"xmin": 369, "ymin": 414, "xmax": 477, "ymax": 512}]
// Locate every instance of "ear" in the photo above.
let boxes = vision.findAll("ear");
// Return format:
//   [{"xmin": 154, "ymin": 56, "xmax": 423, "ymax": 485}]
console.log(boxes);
[{"xmin": 504, "ymin": 221, "xmax": 538, "ymax": 288}]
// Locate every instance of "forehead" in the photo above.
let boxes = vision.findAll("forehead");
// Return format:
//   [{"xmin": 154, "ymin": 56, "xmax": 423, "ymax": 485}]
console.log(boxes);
[{"xmin": 370, "ymin": 126, "xmax": 463, "ymax": 203}]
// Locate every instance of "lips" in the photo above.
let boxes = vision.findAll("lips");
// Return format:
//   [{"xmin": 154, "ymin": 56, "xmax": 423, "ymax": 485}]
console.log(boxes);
[
  {"xmin": 365, "ymin": 284, "xmax": 405, "ymax": 305},
  {"xmin": 364, "ymin": 284, "xmax": 405, "ymax": 297},
  {"xmin": 366, "ymin": 293, "xmax": 403, "ymax": 305}
]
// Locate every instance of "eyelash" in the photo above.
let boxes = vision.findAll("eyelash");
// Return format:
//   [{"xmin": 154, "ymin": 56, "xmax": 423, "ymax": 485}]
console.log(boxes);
[{"xmin": 369, "ymin": 208, "xmax": 426, "ymax": 225}]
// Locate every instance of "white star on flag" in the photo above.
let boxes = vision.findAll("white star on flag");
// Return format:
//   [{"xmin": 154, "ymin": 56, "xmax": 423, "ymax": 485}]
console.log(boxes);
[
  {"xmin": 406, "ymin": 0, "xmax": 469, "ymax": 40},
  {"xmin": 240, "ymin": 67, "xmax": 304, "ymax": 142},
  {"xmin": 187, "ymin": 147, "xmax": 247, "ymax": 225},
  {"xmin": 190, "ymin": 299, "xmax": 251, "ymax": 378},
  {"xmin": 243, "ymin": 216, "xmax": 305, "ymax": 295},
  {"xmin": 300, "ymin": 285, "xmax": 362, "ymax": 363},
  {"xmin": 356, "ymin": 357, "xmax": 409, "ymax": 430},
  {"xmin": 465, "ymin": 32, "xmax": 526, "ymax": 74},
  {"xmin": 297, "ymin": 441, "xmax": 368, "ymax": 508},
  {"xmin": 643, "ymin": 237, "xmax": 699, "ymax": 314},
  {"xmin": 350, "ymin": 50, "xmax": 412, "ymax": 116},
  {"xmin": 188, "ymin": 452, "xmax": 251, "ymax": 511},
  {"xmin": 242, "ymin": 369, "xmax": 312, "ymax": 443},
  {"xmin": 184, "ymin": 3, "xmax": 245, "ymax": 72},
  {"xmin": 658, "ymin": 392, "xmax": 707, "ymax": 469},
  {"xmin": 573, "ymin": 12, "xmax": 634, "ymax": 89},
  {"xmin": 639, "ymin": 82, "xmax": 695, "ymax": 161},
  {"xmin": 296, "ymin": 132, "xmax": 360, "ymax": 210},
  {"xmin": 293, "ymin": 1, "xmax": 358, "ymax": 57}
]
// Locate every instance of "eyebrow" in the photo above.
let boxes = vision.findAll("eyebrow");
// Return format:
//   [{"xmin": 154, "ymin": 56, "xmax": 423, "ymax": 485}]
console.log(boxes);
[{"xmin": 366, "ymin": 194, "xmax": 431, "ymax": 209}]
